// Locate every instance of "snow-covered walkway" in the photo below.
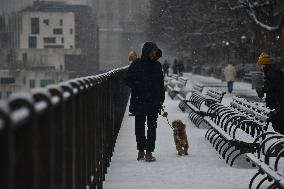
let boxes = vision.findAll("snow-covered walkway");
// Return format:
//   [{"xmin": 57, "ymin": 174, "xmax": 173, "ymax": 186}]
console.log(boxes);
[{"xmin": 104, "ymin": 78, "xmax": 259, "ymax": 189}]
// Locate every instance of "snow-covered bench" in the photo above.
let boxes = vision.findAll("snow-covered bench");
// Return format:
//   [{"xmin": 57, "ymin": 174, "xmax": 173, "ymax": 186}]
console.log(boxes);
[
  {"xmin": 167, "ymin": 79, "xmax": 183, "ymax": 99},
  {"xmin": 230, "ymin": 96, "xmax": 271, "ymax": 131},
  {"xmin": 204, "ymin": 102, "xmax": 264, "ymax": 166},
  {"xmin": 178, "ymin": 83, "xmax": 204, "ymax": 112},
  {"xmin": 246, "ymin": 132, "xmax": 284, "ymax": 189},
  {"xmin": 187, "ymin": 88, "xmax": 226, "ymax": 128},
  {"xmin": 177, "ymin": 76, "xmax": 188, "ymax": 87},
  {"xmin": 166, "ymin": 75, "xmax": 189, "ymax": 100},
  {"xmin": 164, "ymin": 74, "xmax": 179, "ymax": 90},
  {"xmin": 203, "ymin": 88, "xmax": 226, "ymax": 106}
]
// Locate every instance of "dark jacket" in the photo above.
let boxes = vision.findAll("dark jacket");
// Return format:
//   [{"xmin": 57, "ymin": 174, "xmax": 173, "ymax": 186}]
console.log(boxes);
[
  {"xmin": 125, "ymin": 42, "xmax": 165, "ymax": 115},
  {"xmin": 263, "ymin": 64, "xmax": 284, "ymax": 111}
]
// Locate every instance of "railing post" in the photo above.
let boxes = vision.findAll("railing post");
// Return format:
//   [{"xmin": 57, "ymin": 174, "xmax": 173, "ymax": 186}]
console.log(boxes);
[
  {"xmin": 8, "ymin": 93, "xmax": 37, "ymax": 189},
  {"xmin": 70, "ymin": 80, "xmax": 83, "ymax": 189},
  {"xmin": 31, "ymin": 89, "xmax": 53, "ymax": 189},
  {"xmin": 47, "ymin": 86, "xmax": 65, "ymax": 189},
  {"xmin": 59, "ymin": 83, "xmax": 76, "ymax": 189},
  {"xmin": 0, "ymin": 103, "xmax": 13, "ymax": 189}
]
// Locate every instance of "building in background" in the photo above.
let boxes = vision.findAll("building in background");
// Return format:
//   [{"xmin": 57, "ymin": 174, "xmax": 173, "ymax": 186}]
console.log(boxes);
[
  {"xmin": 0, "ymin": 1, "xmax": 98, "ymax": 99},
  {"xmin": 0, "ymin": 13, "xmax": 22, "ymax": 49},
  {"xmin": 22, "ymin": 1, "xmax": 99, "ymax": 75},
  {"xmin": 20, "ymin": 11, "xmax": 75, "ymax": 49}
]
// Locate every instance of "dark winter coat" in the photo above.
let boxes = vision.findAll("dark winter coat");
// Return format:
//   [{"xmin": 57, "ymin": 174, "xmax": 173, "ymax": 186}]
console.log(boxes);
[
  {"xmin": 125, "ymin": 42, "xmax": 165, "ymax": 115},
  {"xmin": 263, "ymin": 64, "xmax": 284, "ymax": 111}
]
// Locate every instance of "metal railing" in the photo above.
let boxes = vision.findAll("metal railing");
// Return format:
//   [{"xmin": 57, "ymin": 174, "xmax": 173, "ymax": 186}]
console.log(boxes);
[{"xmin": 0, "ymin": 67, "xmax": 130, "ymax": 189}]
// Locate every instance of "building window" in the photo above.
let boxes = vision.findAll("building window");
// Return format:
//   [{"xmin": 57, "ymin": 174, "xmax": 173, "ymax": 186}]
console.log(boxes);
[
  {"xmin": 30, "ymin": 80, "xmax": 35, "ymax": 88},
  {"xmin": 23, "ymin": 76, "xmax": 26, "ymax": 84},
  {"xmin": 44, "ymin": 37, "xmax": 56, "ymax": 43},
  {"xmin": 44, "ymin": 45, "xmax": 64, "ymax": 49},
  {"xmin": 22, "ymin": 53, "xmax": 27, "ymax": 62},
  {"xmin": 43, "ymin": 19, "xmax": 49, "ymax": 26},
  {"xmin": 61, "ymin": 37, "xmax": 64, "ymax": 43},
  {"xmin": 53, "ymin": 28, "xmax": 63, "ymax": 35},
  {"xmin": 29, "ymin": 36, "xmax": 37, "ymax": 48},
  {"xmin": 59, "ymin": 19, "xmax": 63, "ymax": 26},
  {"xmin": 0, "ymin": 77, "xmax": 15, "ymax": 84},
  {"xmin": 70, "ymin": 28, "xmax": 73, "ymax": 34},
  {"xmin": 31, "ymin": 17, "xmax": 40, "ymax": 34},
  {"xmin": 40, "ymin": 80, "xmax": 55, "ymax": 88},
  {"xmin": 6, "ymin": 92, "xmax": 12, "ymax": 98}
]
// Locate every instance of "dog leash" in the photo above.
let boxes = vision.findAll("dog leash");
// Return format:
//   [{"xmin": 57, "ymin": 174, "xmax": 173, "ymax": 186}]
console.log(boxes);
[
  {"xmin": 161, "ymin": 105, "xmax": 174, "ymax": 130},
  {"xmin": 161, "ymin": 106, "xmax": 184, "ymax": 142}
]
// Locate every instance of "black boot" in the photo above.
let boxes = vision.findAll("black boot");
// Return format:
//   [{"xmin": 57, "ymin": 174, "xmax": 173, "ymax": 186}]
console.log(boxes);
[
  {"xmin": 145, "ymin": 151, "xmax": 156, "ymax": 162},
  {"xmin": 137, "ymin": 150, "xmax": 145, "ymax": 161}
]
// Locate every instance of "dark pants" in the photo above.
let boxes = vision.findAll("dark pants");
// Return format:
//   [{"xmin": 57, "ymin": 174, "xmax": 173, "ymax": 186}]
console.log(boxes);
[
  {"xmin": 227, "ymin": 81, "xmax": 234, "ymax": 93},
  {"xmin": 135, "ymin": 114, "xmax": 158, "ymax": 152},
  {"xmin": 271, "ymin": 112, "xmax": 284, "ymax": 135}
]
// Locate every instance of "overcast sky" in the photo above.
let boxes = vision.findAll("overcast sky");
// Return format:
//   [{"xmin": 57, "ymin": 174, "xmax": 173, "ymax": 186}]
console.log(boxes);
[{"xmin": 0, "ymin": 0, "xmax": 90, "ymax": 13}]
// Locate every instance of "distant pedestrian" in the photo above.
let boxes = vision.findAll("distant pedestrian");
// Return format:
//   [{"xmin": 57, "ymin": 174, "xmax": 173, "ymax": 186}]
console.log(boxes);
[
  {"xmin": 162, "ymin": 60, "xmax": 170, "ymax": 76},
  {"xmin": 223, "ymin": 63, "xmax": 236, "ymax": 93},
  {"xmin": 256, "ymin": 52, "xmax": 284, "ymax": 135},
  {"xmin": 128, "ymin": 51, "xmax": 138, "ymax": 64},
  {"xmin": 177, "ymin": 59, "xmax": 184, "ymax": 76},
  {"xmin": 125, "ymin": 42, "xmax": 165, "ymax": 162},
  {"xmin": 173, "ymin": 59, "xmax": 178, "ymax": 74}
]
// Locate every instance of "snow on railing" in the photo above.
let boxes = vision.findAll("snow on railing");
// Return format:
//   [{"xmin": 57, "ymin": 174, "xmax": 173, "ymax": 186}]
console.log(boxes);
[{"xmin": 0, "ymin": 66, "xmax": 130, "ymax": 189}]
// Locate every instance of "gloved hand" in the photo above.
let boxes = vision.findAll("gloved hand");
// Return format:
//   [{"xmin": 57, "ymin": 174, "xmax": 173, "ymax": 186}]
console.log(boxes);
[
  {"xmin": 158, "ymin": 102, "xmax": 164, "ymax": 115},
  {"xmin": 267, "ymin": 110, "xmax": 277, "ymax": 123},
  {"xmin": 161, "ymin": 105, "xmax": 168, "ymax": 118},
  {"xmin": 256, "ymin": 87, "xmax": 264, "ymax": 99}
]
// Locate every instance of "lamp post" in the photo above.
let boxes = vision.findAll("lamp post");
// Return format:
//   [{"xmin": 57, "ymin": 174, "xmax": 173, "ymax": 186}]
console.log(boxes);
[
  {"xmin": 241, "ymin": 35, "xmax": 247, "ymax": 65},
  {"xmin": 211, "ymin": 43, "xmax": 216, "ymax": 64},
  {"xmin": 225, "ymin": 41, "xmax": 230, "ymax": 64},
  {"xmin": 222, "ymin": 40, "xmax": 226, "ymax": 64}
]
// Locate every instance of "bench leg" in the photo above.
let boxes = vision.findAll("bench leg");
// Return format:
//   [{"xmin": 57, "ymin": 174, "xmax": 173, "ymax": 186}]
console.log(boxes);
[
  {"xmin": 209, "ymin": 132, "xmax": 219, "ymax": 144},
  {"xmin": 219, "ymin": 140, "xmax": 229, "ymax": 154},
  {"xmin": 267, "ymin": 182, "xmax": 278, "ymax": 189},
  {"xmin": 205, "ymin": 129, "xmax": 215, "ymax": 140},
  {"xmin": 212, "ymin": 135, "xmax": 222, "ymax": 147},
  {"xmin": 222, "ymin": 144, "xmax": 234, "ymax": 159},
  {"xmin": 226, "ymin": 148, "xmax": 239, "ymax": 164},
  {"xmin": 256, "ymin": 176, "xmax": 268, "ymax": 189},
  {"xmin": 249, "ymin": 171, "xmax": 261, "ymax": 189},
  {"xmin": 230, "ymin": 152, "xmax": 243, "ymax": 167},
  {"xmin": 215, "ymin": 138, "xmax": 226, "ymax": 151}
]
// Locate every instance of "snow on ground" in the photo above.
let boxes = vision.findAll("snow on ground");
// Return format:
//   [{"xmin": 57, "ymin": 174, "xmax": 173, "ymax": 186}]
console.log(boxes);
[{"xmin": 103, "ymin": 73, "xmax": 275, "ymax": 189}]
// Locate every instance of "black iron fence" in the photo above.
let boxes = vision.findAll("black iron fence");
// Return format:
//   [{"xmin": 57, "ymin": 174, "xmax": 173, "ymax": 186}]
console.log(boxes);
[{"xmin": 0, "ymin": 67, "xmax": 130, "ymax": 189}]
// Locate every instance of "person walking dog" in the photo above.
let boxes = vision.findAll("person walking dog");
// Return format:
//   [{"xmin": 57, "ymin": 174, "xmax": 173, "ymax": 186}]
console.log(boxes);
[
  {"xmin": 224, "ymin": 63, "xmax": 236, "ymax": 93},
  {"xmin": 128, "ymin": 51, "xmax": 138, "ymax": 64},
  {"xmin": 256, "ymin": 52, "xmax": 284, "ymax": 135},
  {"xmin": 125, "ymin": 42, "xmax": 165, "ymax": 162}
]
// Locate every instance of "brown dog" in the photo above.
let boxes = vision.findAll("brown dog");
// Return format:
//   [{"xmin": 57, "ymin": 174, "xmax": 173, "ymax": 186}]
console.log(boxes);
[{"xmin": 172, "ymin": 120, "xmax": 189, "ymax": 156}]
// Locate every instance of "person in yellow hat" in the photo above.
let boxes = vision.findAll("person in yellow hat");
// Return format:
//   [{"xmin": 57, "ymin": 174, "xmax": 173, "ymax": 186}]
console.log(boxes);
[
  {"xmin": 128, "ymin": 51, "xmax": 138, "ymax": 64},
  {"xmin": 256, "ymin": 52, "xmax": 284, "ymax": 135}
]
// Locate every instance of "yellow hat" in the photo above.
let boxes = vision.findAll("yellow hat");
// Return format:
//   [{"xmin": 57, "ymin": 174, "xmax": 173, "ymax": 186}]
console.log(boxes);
[
  {"xmin": 257, "ymin": 52, "xmax": 272, "ymax": 65},
  {"xmin": 128, "ymin": 51, "xmax": 138, "ymax": 61}
]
